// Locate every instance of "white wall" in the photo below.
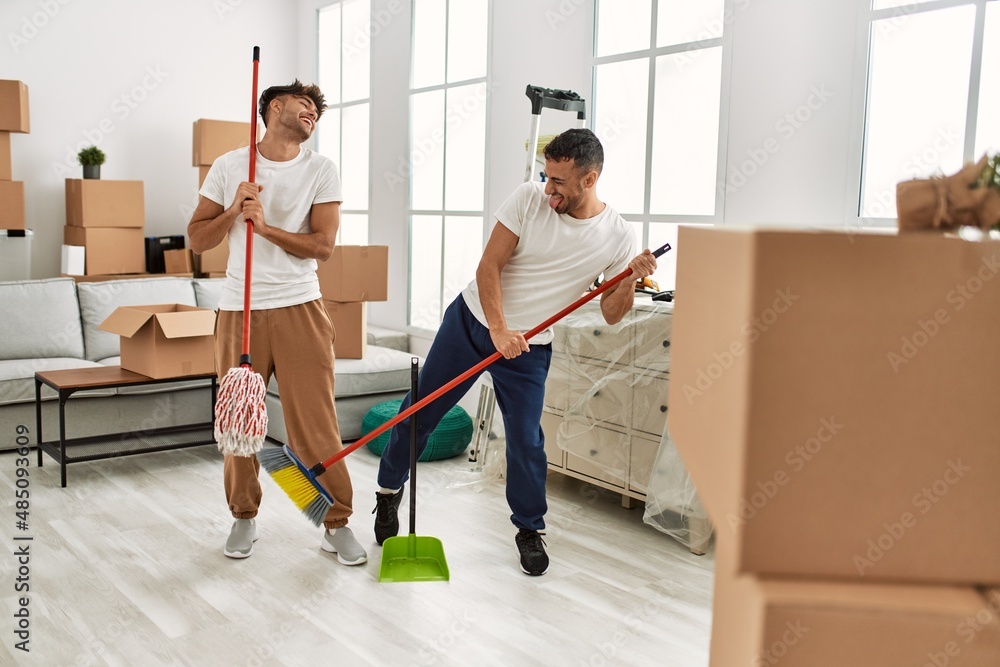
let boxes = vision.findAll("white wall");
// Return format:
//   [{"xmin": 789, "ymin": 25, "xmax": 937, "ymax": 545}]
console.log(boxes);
[{"xmin": 0, "ymin": 0, "xmax": 299, "ymax": 278}]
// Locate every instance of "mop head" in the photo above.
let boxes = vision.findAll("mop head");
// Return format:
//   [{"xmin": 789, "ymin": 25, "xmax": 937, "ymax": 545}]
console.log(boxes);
[
  {"xmin": 258, "ymin": 444, "xmax": 335, "ymax": 527},
  {"xmin": 214, "ymin": 365, "xmax": 268, "ymax": 456}
]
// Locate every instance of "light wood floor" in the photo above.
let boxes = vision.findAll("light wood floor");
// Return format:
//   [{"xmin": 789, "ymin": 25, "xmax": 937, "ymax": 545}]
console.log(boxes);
[{"xmin": 0, "ymin": 443, "xmax": 714, "ymax": 666}]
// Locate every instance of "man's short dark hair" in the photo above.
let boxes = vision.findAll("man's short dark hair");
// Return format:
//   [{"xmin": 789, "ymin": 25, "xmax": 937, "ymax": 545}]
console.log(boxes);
[
  {"xmin": 258, "ymin": 79, "xmax": 328, "ymax": 127},
  {"xmin": 543, "ymin": 128, "xmax": 604, "ymax": 175}
]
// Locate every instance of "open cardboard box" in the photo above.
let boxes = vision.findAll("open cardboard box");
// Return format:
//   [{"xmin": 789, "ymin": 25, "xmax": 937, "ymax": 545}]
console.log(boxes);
[
  {"xmin": 669, "ymin": 227, "xmax": 1000, "ymax": 586},
  {"xmin": 98, "ymin": 304, "xmax": 216, "ymax": 379}
]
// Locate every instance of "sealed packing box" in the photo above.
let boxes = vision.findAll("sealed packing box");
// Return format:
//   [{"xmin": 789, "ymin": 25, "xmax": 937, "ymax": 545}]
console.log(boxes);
[
  {"xmin": 323, "ymin": 301, "xmax": 367, "ymax": 359},
  {"xmin": 65, "ymin": 179, "xmax": 144, "ymax": 228},
  {"xmin": 163, "ymin": 248, "xmax": 193, "ymax": 274},
  {"xmin": 192, "ymin": 119, "xmax": 251, "ymax": 166},
  {"xmin": 198, "ymin": 165, "xmax": 211, "ymax": 188},
  {"xmin": 0, "ymin": 80, "xmax": 29, "ymax": 133},
  {"xmin": 317, "ymin": 245, "xmax": 388, "ymax": 302},
  {"xmin": 0, "ymin": 132, "xmax": 11, "ymax": 180},
  {"xmin": 710, "ymin": 538, "xmax": 1000, "ymax": 667},
  {"xmin": 0, "ymin": 180, "xmax": 25, "ymax": 230},
  {"xmin": 196, "ymin": 240, "xmax": 229, "ymax": 274},
  {"xmin": 669, "ymin": 227, "xmax": 1000, "ymax": 585},
  {"xmin": 63, "ymin": 226, "xmax": 144, "ymax": 275},
  {"xmin": 98, "ymin": 304, "xmax": 216, "ymax": 379}
]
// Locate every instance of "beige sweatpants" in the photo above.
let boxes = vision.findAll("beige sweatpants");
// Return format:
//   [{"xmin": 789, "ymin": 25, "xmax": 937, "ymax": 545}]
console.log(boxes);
[{"xmin": 215, "ymin": 299, "xmax": 353, "ymax": 529}]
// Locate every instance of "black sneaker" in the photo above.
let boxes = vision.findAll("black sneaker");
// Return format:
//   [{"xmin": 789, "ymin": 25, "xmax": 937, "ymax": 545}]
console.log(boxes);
[
  {"xmin": 515, "ymin": 529, "xmax": 549, "ymax": 576},
  {"xmin": 372, "ymin": 487, "xmax": 404, "ymax": 545}
]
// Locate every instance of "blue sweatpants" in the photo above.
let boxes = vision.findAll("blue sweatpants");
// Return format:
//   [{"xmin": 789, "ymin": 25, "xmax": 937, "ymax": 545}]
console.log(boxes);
[{"xmin": 376, "ymin": 294, "xmax": 553, "ymax": 531}]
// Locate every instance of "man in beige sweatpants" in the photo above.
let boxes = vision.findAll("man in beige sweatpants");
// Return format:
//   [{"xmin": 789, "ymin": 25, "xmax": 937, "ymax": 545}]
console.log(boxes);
[{"xmin": 188, "ymin": 79, "xmax": 366, "ymax": 564}]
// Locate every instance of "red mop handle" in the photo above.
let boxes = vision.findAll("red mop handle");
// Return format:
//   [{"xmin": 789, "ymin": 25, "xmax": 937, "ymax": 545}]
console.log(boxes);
[
  {"xmin": 241, "ymin": 45, "xmax": 260, "ymax": 362},
  {"xmin": 318, "ymin": 242, "xmax": 673, "ymax": 469}
]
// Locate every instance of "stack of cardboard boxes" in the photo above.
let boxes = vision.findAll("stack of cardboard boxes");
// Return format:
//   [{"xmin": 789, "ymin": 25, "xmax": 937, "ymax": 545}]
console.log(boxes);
[
  {"xmin": 670, "ymin": 227, "xmax": 1000, "ymax": 665},
  {"xmin": 0, "ymin": 80, "xmax": 29, "ymax": 231},
  {"xmin": 63, "ymin": 178, "xmax": 145, "ymax": 278},
  {"xmin": 191, "ymin": 118, "xmax": 253, "ymax": 277},
  {"xmin": 316, "ymin": 246, "xmax": 389, "ymax": 359}
]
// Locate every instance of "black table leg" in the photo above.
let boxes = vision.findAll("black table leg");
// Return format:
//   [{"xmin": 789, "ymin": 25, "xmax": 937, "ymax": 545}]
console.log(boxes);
[
  {"xmin": 35, "ymin": 377, "xmax": 43, "ymax": 468},
  {"xmin": 59, "ymin": 390, "xmax": 68, "ymax": 488}
]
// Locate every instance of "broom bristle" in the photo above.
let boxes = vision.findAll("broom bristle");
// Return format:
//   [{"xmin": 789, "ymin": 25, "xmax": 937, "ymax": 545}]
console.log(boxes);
[
  {"xmin": 258, "ymin": 445, "xmax": 334, "ymax": 527},
  {"xmin": 215, "ymin": 366, "xmax": 268, "ymax": 456}
]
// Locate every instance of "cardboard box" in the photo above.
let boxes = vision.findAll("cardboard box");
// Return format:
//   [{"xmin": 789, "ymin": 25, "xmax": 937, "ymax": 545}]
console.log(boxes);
[
  {"xmin": 198, "ymin": 166, "xmax": 211, "ymax": 188},
  {"xmin": 145, "ymin": 235, "xmax": 185, "ymax": 273},
  {"xmin": 317, "ymin": 245, "xmax": 388, "ymax": 302},
  {"xmin": 669, "ymin": 227, "xmax": 1000, "ymax": 585},
  {"xmin": 207, "ymin": 272, "xmax": 227, "ymax": 279},
  {"xmin": 98, "ymin": 304, "xmax": 216, "ymax": 379},
  {"xmin": 323, "ymin": 300, "xmax": 367, "ymax": 359},
  {"xmin": 61, "ymin": 245, "xmax": 85, "ymax": 275},
  {"xmin": 164, "ymin": 248, "xmax": 193, "ymax": 274},
  {"xmin": 192, "ymin": 119, "xmax": 251, "ymax": 166},
  {"xmin": 0, "ymin": 132, "xmax": 10, "ymax": 180},
  {"xmin": 65, "ymin": 179, "xmax": 144, "ymax": 228},
  {"xmin": 710, "ymin": 539, "xmax": 1000, "ymax": 667},
  {"xmin": 63, "ymin": 226, "xmax": 145, "ymax": 275},
  {"xmin": 0, "ymin": 180, "xmax": 25, "ymax": 230},
  {"xmin": 196, "ymin": 240, "xmax": 229, "ymax": 274},
  {"xmin": 0, "ymin": 80, "xmax": 29, "ymax": 133}
]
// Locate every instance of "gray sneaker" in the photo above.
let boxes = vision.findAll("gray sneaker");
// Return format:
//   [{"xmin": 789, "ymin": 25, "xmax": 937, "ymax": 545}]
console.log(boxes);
[
  {"xmin": 224, "ymin": 518, "xmax": 259, "ymax": 559},
  {"xmin": 321, "ymin": 526, "xmax": 368, "ymax": 565}
]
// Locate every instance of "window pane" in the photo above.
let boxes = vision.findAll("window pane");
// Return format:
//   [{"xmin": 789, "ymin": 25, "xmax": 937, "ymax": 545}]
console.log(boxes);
[
  {"xmin": 411, "ymin": 90, "xmax": 445, "ymax": 210},
  {"xmin": 975, "ymin": 2, "xmax": 1000, "ymax": 157},
  {"xmin": 862, "ymin": 6, "xmax": 974, "ymax": 218},
  {"xmin": 318, "ymin": 4, "xmax": 341, "ymax": 105},
  {"xmin": 410, "ymin": 215, "xmax": 443, "ymax": 328},
  {"xmin": 442, "ymin": 216, "xmax": 482, "ymax": 306},
  {"xmin": 872, "ymin": 0, "xmax": 938, "ymax": 10},
  {"xmin": 339, "ymin": 213, "xmax": 369, "ymax": 245},
  {"xmin": 657, "ymin": 0, "xmax": 725, "ymax": 48},
  {"xmin": 597, "ymin": 0, "xmax": 652, "ymax": 57},
  {"xmin": 341, "ymin": 103, "xmax": 369, "ymax": 209},
  {"xmin": 447, "ymin": 0, "xmax": 488, "ymax": 83},
  {"xmin": 594, "ymin": 59, "xmax": 649, "ymax": 215},
  {"xmin": 412, "ymin": 0, "xmax": 446, "ymax": 89},
  {"xmin": 317, "ymin": 108, "xmax": 342, "ymax": 177},
  {"xmin": 445, "ymin": 83, "xmax": 487, "ymax": 211},
  {"xmin": 341, "ymin": 0, "xmax": 371, "ymax": 102},
  {"xmin": 650, "ymin": 47, "xmax": 722, "ymax": 216}
]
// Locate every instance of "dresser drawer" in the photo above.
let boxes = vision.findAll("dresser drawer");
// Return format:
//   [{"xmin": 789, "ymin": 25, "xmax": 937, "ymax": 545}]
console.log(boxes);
[
  {"xmin": 560, "ymin": 419, "xmax": 627, "ymax": 489},
  {"xmin": 553, "ymin": 310, "xmax": 632, "ymax": 366},
  {"xmin": 632, "ymin": 374, "xmax": 669, "ymax": 437},
  {"xmin": 629, "ymin": 434, "xmax": 660, "ymax": 494},
  {"xmin": 564, "ymin": 363, "xmax": 631, "ymax": 429},
  {"xmin": 632, "ymin": 312, "xmax": 671, "ymax": 373}
]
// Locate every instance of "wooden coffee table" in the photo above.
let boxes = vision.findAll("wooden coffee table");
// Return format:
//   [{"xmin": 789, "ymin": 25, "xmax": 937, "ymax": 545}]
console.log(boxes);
[{"xmin": 34, "ymin": 366, "xmax": 218, "ymax": 487}]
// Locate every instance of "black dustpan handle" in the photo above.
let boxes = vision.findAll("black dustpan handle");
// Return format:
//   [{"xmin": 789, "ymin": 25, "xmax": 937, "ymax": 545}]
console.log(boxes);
[{"xmin": 409, "ymin": 358, "xmax": 419, "ymax": 535}]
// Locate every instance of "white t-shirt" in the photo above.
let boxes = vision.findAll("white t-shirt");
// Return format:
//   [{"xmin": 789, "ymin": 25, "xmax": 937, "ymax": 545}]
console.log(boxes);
[
  {"xmin": 200, "ymin": 146, "xmax": 342, "ymax": 310},
  {"xmin": 462, "ymin": 181, "xmax": 636, "ymax": 345}
]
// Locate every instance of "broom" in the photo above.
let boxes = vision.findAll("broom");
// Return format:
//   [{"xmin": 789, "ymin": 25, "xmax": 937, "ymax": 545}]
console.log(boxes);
[
  {"xmin": 215, "ymin": 45, "xmax": 268, "ymax": 457},
  {"xmin": 259, "ymin": 242, "xmax": 673, "ymax": 526}
]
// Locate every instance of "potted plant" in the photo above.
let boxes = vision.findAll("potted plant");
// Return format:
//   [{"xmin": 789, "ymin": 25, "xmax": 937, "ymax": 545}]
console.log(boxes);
[{"xmin": 77, "ymin": 145, "xmax": 106, "ymax": 180}]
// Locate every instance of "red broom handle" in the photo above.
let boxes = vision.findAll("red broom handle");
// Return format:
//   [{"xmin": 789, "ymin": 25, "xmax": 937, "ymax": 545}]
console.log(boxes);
[
  {"xmin": 318, "ymin": 242, "xmax": 672, "ymax": 469},
  {"xmin": 241, "ymin": 46, "xmax": 260, "ymax": 362}
]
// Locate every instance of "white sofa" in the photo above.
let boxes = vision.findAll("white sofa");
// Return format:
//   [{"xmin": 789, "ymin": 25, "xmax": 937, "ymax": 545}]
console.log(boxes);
[{"xmin": 0, "ymin": 276, "xmax": 414, "ymax": 452}]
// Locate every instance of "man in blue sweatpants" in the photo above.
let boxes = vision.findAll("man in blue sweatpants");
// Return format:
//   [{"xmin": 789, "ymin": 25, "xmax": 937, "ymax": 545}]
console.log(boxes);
[{"xmin": 373, "ymin": 129, "xmax": 657, "ymax": 575}]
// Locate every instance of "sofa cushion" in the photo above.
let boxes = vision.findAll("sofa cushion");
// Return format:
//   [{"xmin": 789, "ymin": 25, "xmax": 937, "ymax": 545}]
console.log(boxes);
[
  {"xmin": 367, "ymin": 325, "xmax": 408, "ymax": 352},
  {"xmin": 77, "ymin": 277, "xmax": 198, "ymax": 362},
  {"xmin": 0, "ymin": 358, "xmax": 113, "ymax": 406},
  {"xmin": 266, "ymin": 346, "xmax": 417, "ymax": 399},
  {"xmin": 194, "ymin": 278, "xmax": 226, "ymax": 310},
  {"xmin": 0, "ymin": 278, "xmax": 84, "ymax": 361}
]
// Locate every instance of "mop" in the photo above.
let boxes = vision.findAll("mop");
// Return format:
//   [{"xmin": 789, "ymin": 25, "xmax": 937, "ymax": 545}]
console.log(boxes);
[
  {"xmin": 258, "ymin": 242, "xmax": 673, "ymax": 525},
  {"xmin": 214, "ymin": 46, "xmax": 268, "ymax": 457}
]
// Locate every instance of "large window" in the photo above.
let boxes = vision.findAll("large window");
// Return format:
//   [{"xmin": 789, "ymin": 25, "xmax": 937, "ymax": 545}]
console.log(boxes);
[
  {"xmin": 593, "ymin": 0, "xmax": 730, "ymax": 290},
  {"xmin": 408, "ymin": 0, "xmax": 490, "ymax": 329},
  {"xmin": 859, "ymin": 0, "xmax": 1000, "ymax": 221},
  {"xmin": 317, "ymin": 0, "xmax": 371, "ymax": 244}
]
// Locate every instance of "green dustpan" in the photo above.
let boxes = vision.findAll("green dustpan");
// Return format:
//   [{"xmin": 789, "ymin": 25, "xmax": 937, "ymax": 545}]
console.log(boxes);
[{"xmin": 379, "ymin": 359, "xmax": 449, "ymax": 582}]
